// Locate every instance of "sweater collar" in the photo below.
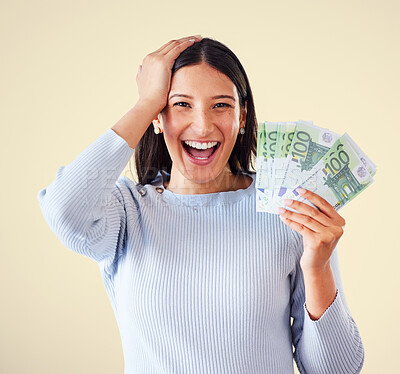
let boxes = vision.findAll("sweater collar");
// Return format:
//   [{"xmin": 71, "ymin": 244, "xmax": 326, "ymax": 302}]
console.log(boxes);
[{"xmin": 150, "ymin": 170, "xmax": 256, "ymax": 207}]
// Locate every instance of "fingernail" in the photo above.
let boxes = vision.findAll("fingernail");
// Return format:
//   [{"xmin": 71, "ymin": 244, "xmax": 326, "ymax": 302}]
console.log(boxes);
[
  {"xmin": 194, "ymin": 34, "xmax": 202, "ymax": 38},
  {"xmin": 278, "ymin": 207, "xmax": 286, "ymax": 214},
  {"xmin": 296, "ymin": 188, "xmax": 306, "ymax": 195},
  {"xmin": 284, "ymin": 199, "xmax": 292, "ymax": 206}
]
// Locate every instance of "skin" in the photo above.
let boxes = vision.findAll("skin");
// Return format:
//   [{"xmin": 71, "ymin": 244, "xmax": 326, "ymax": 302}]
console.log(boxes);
[
  {"xmin": 279, "ymin": 188, "xmax": 347, "ymax": 320},
  {"xmin": 153, "ymin": 61, "xmax": 251, "ymax": 195}
]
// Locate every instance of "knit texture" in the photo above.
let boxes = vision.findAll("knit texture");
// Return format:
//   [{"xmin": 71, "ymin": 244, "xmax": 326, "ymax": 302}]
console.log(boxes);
[{"xmin": 37, "ymin": 128, "xmax": 365, "ymax": 373}]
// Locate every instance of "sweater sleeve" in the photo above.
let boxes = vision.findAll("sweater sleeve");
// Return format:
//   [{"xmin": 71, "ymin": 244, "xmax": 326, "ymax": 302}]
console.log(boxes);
[
  {"xmin": 37, "ymin": 128, "xmax": 135, "ymax": 263},
  {"xmin": 289, "ymin": 231, "xmax": 365, "ymax": 374}
]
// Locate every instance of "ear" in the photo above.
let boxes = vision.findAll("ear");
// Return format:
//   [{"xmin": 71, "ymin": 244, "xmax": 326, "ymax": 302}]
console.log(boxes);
[
  {"xmin": 152, "ymin": 113, "xmax": 164, "ymax": 132},
  {"xmin": 240, "ymin": 101, "xmax": 248, "ymax": 125}
]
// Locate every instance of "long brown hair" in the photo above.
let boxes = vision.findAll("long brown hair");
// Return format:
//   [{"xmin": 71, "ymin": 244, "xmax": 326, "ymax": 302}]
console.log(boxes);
[{"xmin": 134, "ymin": 37, "xmax": 258, "ymax": 185}]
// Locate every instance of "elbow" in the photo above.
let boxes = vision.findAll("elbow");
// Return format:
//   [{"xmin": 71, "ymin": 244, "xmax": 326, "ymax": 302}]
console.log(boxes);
[{"xmin": 37, "ymin": 186, "xmax": 85, "ymax": 240}]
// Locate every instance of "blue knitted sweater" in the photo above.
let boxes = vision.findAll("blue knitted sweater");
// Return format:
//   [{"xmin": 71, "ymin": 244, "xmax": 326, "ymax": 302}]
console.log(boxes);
[{"xmin": 37, "ymin": 128, "xmax": 364, "ymax": 373}]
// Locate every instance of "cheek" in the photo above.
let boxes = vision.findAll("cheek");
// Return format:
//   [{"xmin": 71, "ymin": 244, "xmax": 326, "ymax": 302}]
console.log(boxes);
[
  {"xmin": 163, "ymin": 110, "xmax": 239, "ymax": 138},
  {"xmin": 162, "ymin": 124, "xmax": 183, "ymax": 154},
  {"xmin": 222, "ymin": 119, "xmax": 240, "ymax": 137},
  {"xmin": 162, "ymin": 114, "xmax": 181, "ymax": 137},
  {"xmin": 163, "ymin": 125, "xmax": 181, "ymax": 144}
]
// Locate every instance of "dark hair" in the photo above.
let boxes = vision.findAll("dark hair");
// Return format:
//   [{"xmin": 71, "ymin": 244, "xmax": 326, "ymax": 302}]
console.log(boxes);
[{"xmin": 134, "ymin": 37, "xmax": 258, "ymax": 185}]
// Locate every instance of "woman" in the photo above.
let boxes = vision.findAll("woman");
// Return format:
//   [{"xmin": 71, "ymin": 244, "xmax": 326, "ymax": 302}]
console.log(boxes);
[{"xmin": 38, "ymin": 34, "xmax": 365, "ymax": 373}]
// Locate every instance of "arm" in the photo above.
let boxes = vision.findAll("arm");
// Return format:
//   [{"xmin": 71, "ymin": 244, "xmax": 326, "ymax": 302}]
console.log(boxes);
[
  {"xmin": 280, "ymin": 190, "xmax": 365, "ymax": 373},
  {"xmin": 37, "ymin": 35, "xmax": 204, "ymax": 263},
  {"xmin": 111, "ymin": 99, "xmax": 162, "ymax": 149},
  {"xmin": 290, "ymin": 238, "xmax": 364, "ymax": 374},
  {"xmin": 37, "ymin": 99, "xmax": 158, "ymax": 262},
  {"xmin": 37, "ymin": 126, "xmax": 135, "ymax": 263},
  {"xmin": 303, "ymin": 261, "xmax": 337, "ymax": 321}
]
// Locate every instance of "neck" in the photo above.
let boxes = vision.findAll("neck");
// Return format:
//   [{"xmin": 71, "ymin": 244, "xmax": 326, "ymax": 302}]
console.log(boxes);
[{"xmin": 164, "ymin": 166, "xmax": 247, "ymax": 195}]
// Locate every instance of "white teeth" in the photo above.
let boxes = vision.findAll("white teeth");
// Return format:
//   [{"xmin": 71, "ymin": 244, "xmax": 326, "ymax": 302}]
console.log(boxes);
[{"xmin": 184, "ymin": 140, "xmax": 217, "ymax": 149}]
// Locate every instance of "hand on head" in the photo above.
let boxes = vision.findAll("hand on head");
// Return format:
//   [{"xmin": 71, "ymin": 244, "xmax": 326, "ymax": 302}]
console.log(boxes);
[{"xmin": 136, "ymin": 35, "xmax": 203, "ymax": 119}]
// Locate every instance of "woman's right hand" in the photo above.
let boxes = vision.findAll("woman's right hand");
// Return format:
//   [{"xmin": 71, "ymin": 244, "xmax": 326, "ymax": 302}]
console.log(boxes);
[{"xmin": 136, "ymin": 35, "xmax": 203, "ymax": 113}]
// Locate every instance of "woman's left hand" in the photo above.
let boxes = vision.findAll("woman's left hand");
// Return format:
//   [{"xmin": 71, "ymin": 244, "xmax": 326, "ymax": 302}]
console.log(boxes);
[{"xmin": 278, "ymin": 188, "xmax": 346, "ymax": 274}]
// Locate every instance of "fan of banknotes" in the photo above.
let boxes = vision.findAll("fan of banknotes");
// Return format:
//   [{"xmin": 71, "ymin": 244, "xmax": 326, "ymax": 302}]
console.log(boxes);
[{"xmin": 256, "ymin": 120, "xmax": 377, "ymax": 214}]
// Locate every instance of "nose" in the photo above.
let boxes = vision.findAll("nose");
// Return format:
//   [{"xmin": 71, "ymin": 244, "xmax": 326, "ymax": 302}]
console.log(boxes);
[{"xmin": 191, "ymin": 109, "xmax": 214, "ymax": 138}]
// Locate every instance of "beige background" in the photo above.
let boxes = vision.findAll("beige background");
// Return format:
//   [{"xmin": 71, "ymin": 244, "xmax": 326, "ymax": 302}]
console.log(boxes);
[{"xmin": 1, "ymin": 0, "xmax": 399, "ymax": 372}]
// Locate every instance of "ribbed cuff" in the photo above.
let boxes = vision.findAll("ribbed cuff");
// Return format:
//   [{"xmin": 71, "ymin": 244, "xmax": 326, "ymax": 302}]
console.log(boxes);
[
  {"xmin": 297, "ymin": 289, "xmax": 364, "ymax": 373},
  {"xmin": 303, "ymin": 288, "xmax": 348, "ymax": 327}
]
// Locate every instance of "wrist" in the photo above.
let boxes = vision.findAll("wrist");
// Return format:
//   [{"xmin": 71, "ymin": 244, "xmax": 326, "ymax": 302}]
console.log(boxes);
[
  {"xmin": 300, "ymin": 256, "xmax": 332, "ymax": 277},
  {"xmin": 302, "ymin": 261, "xmax": 332, "ymax": 279},
  {"xmin": 135, "ymin": 98, "xmax": 166, "ymax": 119},
  {"xmin": 302, "ymin": 264, "xmax": 337, "ymax": 320}
]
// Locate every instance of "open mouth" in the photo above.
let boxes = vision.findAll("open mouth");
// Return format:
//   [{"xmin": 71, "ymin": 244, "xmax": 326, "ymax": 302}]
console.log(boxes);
[{"xmin": 181, "ymin": 141, "xmax": 221, "ymax": 160}]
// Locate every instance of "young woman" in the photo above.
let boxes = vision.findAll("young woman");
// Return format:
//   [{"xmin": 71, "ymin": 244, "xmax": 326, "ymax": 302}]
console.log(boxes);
[{"xmin": 38, "ymin": 34, "xmax": 364, "ymax": 373}]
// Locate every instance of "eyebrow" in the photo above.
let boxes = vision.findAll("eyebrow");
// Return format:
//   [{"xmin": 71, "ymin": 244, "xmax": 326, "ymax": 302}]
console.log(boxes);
[{"xmin": 169, "ymin": 93, "xmax": 236, "ymax": 101}]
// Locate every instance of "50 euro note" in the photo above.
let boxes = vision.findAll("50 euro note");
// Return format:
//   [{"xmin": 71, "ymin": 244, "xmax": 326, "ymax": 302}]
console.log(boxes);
[{"xmin": 291, "ymin": 133, "xmax": 375, "ymax": 211}]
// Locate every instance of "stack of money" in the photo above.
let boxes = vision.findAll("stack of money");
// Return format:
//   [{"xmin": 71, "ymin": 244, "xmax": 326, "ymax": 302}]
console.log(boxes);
[{"xmin": 256, "ymin": 120, "xmax": 377, "ymax": 213}]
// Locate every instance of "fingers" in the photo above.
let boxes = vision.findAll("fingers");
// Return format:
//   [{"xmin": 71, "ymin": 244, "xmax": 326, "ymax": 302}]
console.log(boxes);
[
  {"xmin": 154, "ymin": 35, "xmax": 202, "ymax": 55},
  {"xmin": 282, "ymin": 213, "xmax": 344, "ymax": 248},
  {"xmin": 283, "ymin": 199, "xmax": 332, "ymax": 227},
  {"xmin": 296, "ymin": 188, "xmax": 346, "ymax": 227},
  {"xmin": 279, "ymin": 208, "xmax": 324, "ymax": 233},
  {"xmin": 137, "ymin": 35, "xmax": 202, "ymax": 80},
  {"xmin": 141, "ymin": 35, "xmax": 203, "ymax": 73},
  {"xmin": 279, "ymin": 215, "xmax": 315, "ymax": 238},
  {"xmin": 280, "ymin": 208, "xmax": 345, "ymax": 242},
  {"xmin": 164, "ymin": 35, "xmax": 203, "ymax": 57}
]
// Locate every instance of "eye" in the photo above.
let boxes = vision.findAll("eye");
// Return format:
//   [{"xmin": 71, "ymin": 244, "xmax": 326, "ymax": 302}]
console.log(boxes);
[
  {"xmin": 172, "ymin": 102, "xmax": 232, "ymax": 108},
  {"xmin": 173, "ymin": 102, "xmax": 190, "ymax": 107}
]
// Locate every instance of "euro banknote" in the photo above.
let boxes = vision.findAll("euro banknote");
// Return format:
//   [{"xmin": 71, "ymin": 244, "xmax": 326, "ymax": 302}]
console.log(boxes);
[
  {"xmin": 256, "ymin": 121, "xmax": 376, "ymax": 214},
  {"xmin": 255, "ymin": 122, "xmax": 270, "ymax": 210},
  {"xmin": 291, "ymin": 133, "xmax": 375, "ymax": 211}
]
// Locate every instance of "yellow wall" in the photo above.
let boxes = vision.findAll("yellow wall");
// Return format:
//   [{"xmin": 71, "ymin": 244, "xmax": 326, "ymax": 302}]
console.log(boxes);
[{"xmin": 2, "ymin": 0, "xmax": 398, "ymax": 372}]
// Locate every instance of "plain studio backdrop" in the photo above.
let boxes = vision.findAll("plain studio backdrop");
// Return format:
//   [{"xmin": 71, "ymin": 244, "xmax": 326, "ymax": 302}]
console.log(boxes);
[{"xmin": 1, "ymin": 0, "xmax": 398, "ymax": 373}]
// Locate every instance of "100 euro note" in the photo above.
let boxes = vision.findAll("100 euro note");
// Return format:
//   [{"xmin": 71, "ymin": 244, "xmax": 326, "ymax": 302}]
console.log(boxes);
[
  {"xmin": 264, "ymin": 122, "xmax": 280, "ymax": 205},
  {"xmin": 269, "ymin": 122, "xmax": 296, "ymax": 191},
  {"xmin": 345, "ymin": 134, "xmax": 377, "ymax": 177},
  {"xmin": 269, "ymin": 121, "xmax": 339, "ymax": 213},
  {"xmin": 266, "ymin": 121, "xmax": 297, "ymax": 212},
  {"xmin": 292, "ymin": 133, "xmax": 375, "ymax": 211},
  {"xmin": 256, "ymin": 121, "xmax": 291, "ymax": 212}
]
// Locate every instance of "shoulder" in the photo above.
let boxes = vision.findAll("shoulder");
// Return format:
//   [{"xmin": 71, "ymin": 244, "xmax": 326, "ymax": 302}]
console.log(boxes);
[
  {"xmin": 113, "ymin": 175, "xmax": 151, "ymax": 209},
  {"xmin": 115, "ymin": 174, "xmax": 166, "ymax": 208}
]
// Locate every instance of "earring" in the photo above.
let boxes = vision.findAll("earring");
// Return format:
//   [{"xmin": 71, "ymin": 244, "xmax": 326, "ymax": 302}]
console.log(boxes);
[
  {"xmin": 239, "ymin": 127, "xmax": 245, "ymax": 134},
  {"xmin": 154, "ymin": 127, "xmax": 160, "ymax": 134}
]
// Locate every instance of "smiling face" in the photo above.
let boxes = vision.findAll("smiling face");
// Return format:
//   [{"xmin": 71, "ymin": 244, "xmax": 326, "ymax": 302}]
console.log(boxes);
[{"xmin": 156, "ymin": 61, "xmax": 247, "ymax": 193}]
